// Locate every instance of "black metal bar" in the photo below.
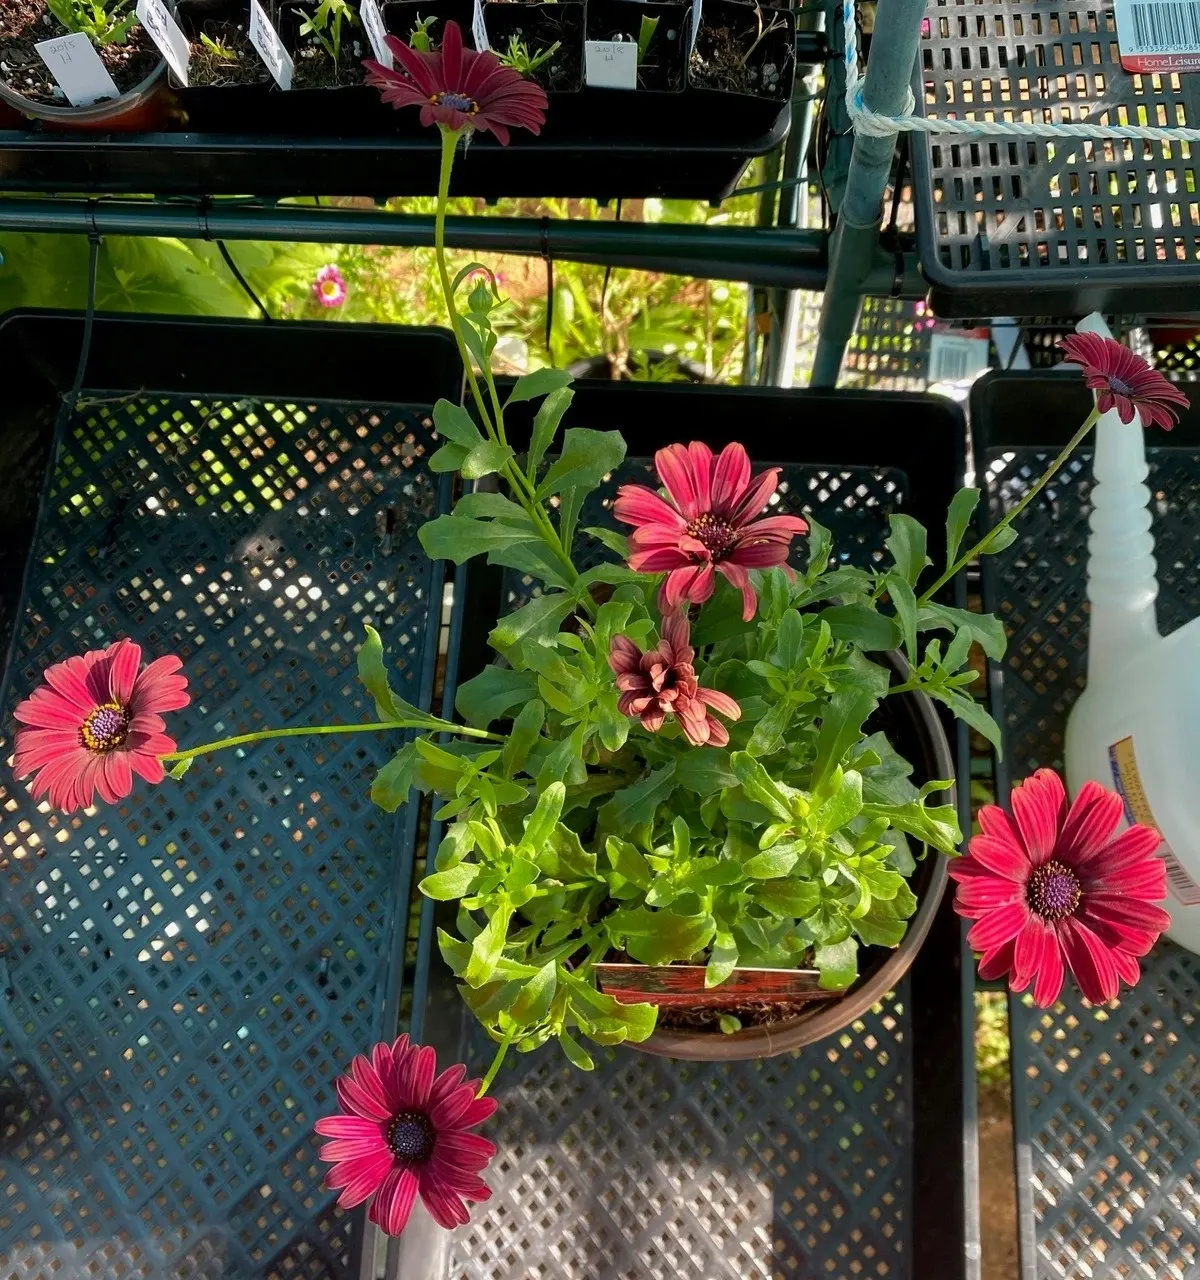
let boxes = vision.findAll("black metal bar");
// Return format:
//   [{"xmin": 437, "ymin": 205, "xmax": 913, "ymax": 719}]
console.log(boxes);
[{"xmin": 0, "ymin": 198, "xmax": 927, "ymax": 294}]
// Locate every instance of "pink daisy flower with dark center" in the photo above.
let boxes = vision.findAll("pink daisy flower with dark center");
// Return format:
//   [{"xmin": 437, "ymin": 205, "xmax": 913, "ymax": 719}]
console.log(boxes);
[
  {"xmin": 314, "ymin": 264, "xmax": 347, "ymax": 308},
  {"xmin": 608, "ymin": 613, "xmax": 742, "ymax": 747},
  {"xmin": 950, "ymin": 769, "xmax": 1170, "ymax": 1007},
  {"xmin": 315, "ymin": 1035, "xmax": 497, "ymax": 1236},
  {"xmin": 613, "ymin": 441, "xmax": 809, "ymax": 622},
  {"xmin": 1059, "ymin": 332, "xmax": 1190, "ymax": 431},
  {"xmin": 364, "ymin": 21, "xmax": 547, "ymax": 144},
  {"xmin": 12, "ymin": 639, "xmax": 189, "ymax": 812}
]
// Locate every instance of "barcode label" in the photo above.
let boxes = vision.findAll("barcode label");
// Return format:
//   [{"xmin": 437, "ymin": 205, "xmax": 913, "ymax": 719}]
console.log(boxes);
[
  {"xmin": 927, "ymin": 334, "xmax": 990, "ymax": 385},
  {"xmin": 1115, "ymin": 0, "xmax": 1200, "ymax": 70}
]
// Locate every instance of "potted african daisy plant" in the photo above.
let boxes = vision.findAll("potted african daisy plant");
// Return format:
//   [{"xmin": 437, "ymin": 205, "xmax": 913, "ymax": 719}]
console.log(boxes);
[{"xmin": 8, "ymin": 23, "xmax": 1184, "ymax": 1241}]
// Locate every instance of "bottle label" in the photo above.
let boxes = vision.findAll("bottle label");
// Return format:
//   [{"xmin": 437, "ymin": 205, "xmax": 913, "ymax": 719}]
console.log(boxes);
[{"xmin": 1109, "ymin": 736, "xmax": 1200, "ymax": 906}]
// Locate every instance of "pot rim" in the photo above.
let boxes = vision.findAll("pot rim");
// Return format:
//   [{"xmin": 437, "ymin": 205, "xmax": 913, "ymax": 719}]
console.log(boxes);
[
  {"xmin": 0, "ymin": 1, "xmax": 171, "ymax": 122},
  {"xmin": 630, "ymin": 654, "xmax": 956, "ymax": 1060}
]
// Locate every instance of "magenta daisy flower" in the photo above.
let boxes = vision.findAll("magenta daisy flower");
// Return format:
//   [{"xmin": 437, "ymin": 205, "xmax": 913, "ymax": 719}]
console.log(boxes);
[
  {"xmin": 315, "ymin": 1035, "xmax": 497, "ymax": 1236},
  {"xmin": 950, "ymin": 769, "xmax": 1170, "ymax": 1007},
  {"xmin": 608, "ymin": 613, "xmax": 742, "ymax": 747},
  {"xmin": 613, "ymin": 441, "xmax": 809, "ymax": 621},
  {"xmin": 1059, "ymin": 332, "xmax": 1189, "ymax": 431},
  {"xmin": 314, "ymin": 264, "xmax": 347, "ymax": 308},
  {"xmin": 12, "ymin": 639, "xmax": 189, "ymax": 812},
  {"xmin": 364, "ymin": 20, "xmax": 547, "ymax": 144}
]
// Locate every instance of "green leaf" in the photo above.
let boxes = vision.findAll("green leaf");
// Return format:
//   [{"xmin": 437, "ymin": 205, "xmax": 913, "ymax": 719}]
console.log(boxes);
[
  {"xmin": 815, "ymin": 938, "xmax": 859, "ymax": 989},
  {"xmin": 887, "ymin": 573, "xmax": 919, "ymax": 661},
  {"xmin": 456, "ymin": 666, "xmax": 538, "ymax": 727},
  {"xmin": 429, "ymin": 442, "xmax": 470, "ymax": 473},
  {"xmin": 420, "ymin": 862, "xmax": 480, "ymax": 900},
  {"xmin": 528, "ymin": 386, "xmax": 575, "ymax": 477},
  {"xmin": 583, "ymin": 526, "xmax": 632, "ymax": 558},
  {"xmin": 929, "ymin": 686, "xmax": 1004, "ymax": 756},
  {"xmin": 945, "ymin": 487, "xmax": 981, "ymax": 568},
  {"xmin": 454, "ymin": 491, "xmax": 530, "ymax": 523},
  {"xmin": 718, "ymin": 1014, "xmax": 742, "ymax": 1035},
  {"xmin": 535, "ymin": 824, "xmax": 597, "ymax": 880},
  {"xmin": 705, "ymin": 932, "xmax": 738, "ymax": 988},
  {"xmin": 370, "ymin": 742, "xmax": 418, "ymax": 811},
  {"xmin": 861, "ymin": 798, "xmax": 962, "ymax": 853},
  {"xmin": 510, "ymin": 960, "xmax": 557, "ymax": 1024},
  {"xmin": 595, "ymin": 692, "xmax": 630, "ymax": 753},
  {"xmin": 750, "ymin": 878, "xmax": 820, "ymax": 918},
  {"xmin": 461, "ymin": 439, "xmax": 516, "ymax": 481},
  {"xmin": 599, "ymin": 764, "xmax": 676, "ymax": 831},
  {"xmin": 507, "ymin": 367, "xmax": 573, "ymax": 406},
  {"xmin": 805, "ymin": 518, "xmax": 833, "ymax": 580},
  {"xmin": 536, "ymin": 428, "xmax": 626, "ymax": 499},
  {"xmin": 741, "ymin": 848, "xmax": 799, "ymax": 879},
  {"xmin": 489, "ymin": 593, "xmax": 575, "ymax": 654},
  {"xmin": 606, "ymin": 836, "xmax": 652, "ymax": 888},
  {"xmin": 820, "ymin": 603, "xmax": 902, "ymax": 652},
  {"xmin": 605, "ymin": 906, "xmax": 716, "ymax": 965},
  {"xmin": 673, "ymin": 749, "xmax": 737, "ymax": 795},
  {"xmin": 775, "ymin": 610, "xmax": 805, "ymax": 669},
  {"xmin": 485, "ymin": 539, "xmax": 573, "ymax": 591},
  {"xmin": 166, "ymin": 757, "xmax": 193, "ymax": 780},
  {"xmin": 885, "ymin": 514, "xmax": 932, "ymax": 586},
  {"xmin": 502, "ymin": 699, "xmax": 544, "ymax": 776},
  {"xmin": 464, "ymin": 894, "xmax": 514, "ymax": 988},
  {"xmin": 520, "ymin": 782, "xmax": 566, "ymax": 854},
  {"xmin": 856, "ymin": 882, "xmax": 918, "ymax": 946},
  {"xmin": 433, "ymin": 398, "xmax": 485, "ymax": 448},
  {"xmin": 813, "ymin": 769, "xmax": 864, "ymax": 834},
  {"xmin": 918, "ymin": 602, "xmax": 1007, "ymax": 662},
  {"xmin": 358, "ymin": 624, "xmax": 422, "ymax": 721},
  {"xmin": 812, "ymin": 688, "xmax": 877, "ymax": 790},
  {"xmin": 559, "ymin": 1030, "xmax": 595, "ymax": 1071},
  {"xmin": 979, "ymin": 524, "xmax": 1018, "ymax": 555},
  {"xmin": 420, "ymin": 513, "xmax": 541, "ymax": 564},
  {"xmin": 747, "ymin": 699, "xmax": 793, "ymax": 758},
  {"xmin": 730, "ymin": 752, "xmax": 792, "ymax": 822}
]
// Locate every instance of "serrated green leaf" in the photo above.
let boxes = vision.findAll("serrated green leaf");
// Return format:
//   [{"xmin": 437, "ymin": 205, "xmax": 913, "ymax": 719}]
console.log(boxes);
[
  {"xmin": 433, "ymin": 398, "xmax": 486, "ymax": 448},
  {"xmin": 507, "ymin": 367, "xmax": 573, "ymax": 406},
  {"xmin": 456, "ymin": 665, "xmax": 538, "ymax": 727},
  {"xmin": 464, "ymin": 894, "xmax": 513, "ymax": 988},
  {"xmin": 528, "ymin": 386, "xmax": 575, "ymax": 477},
  {"xmin": 604, "ymin": 906, "xmax": 715, "ymax": 965},
  {"xmin": 887, "ymin": 573, "xmax": 919, "ymax": 661},
  {"xmin": 885, "ymin": 513, "xmax": 932, "ymax": 586},
  {"xmin": 358, "ymin": 624, "xmax": 422, "ymax": 721},
  {"xmin": 812, "ymin": 687, "xmax": 877, "ymax": 790},
  {"xmin": 502, "ymin": 699, "xmax": 544, "ymax": 776},
  {"xmin": 945, "ymin": 487, "xmax": 981, "ymax": 568},
  {"xmin": 536, "ymin": 428, "xmax": 626, "ymax": 499},
  {"xmin": 820, "ymin": 603, "xmax": 902, "ymax": 651},
  {"xmin": 598, "ymin": 763, "xmax": 676, "ymax": 832},
  {"xmin": 370, "ymin": 742, "xmax": 418, "ymax": 811},
  {"xmin": 673, "ymin": 749, "xmax": 737, "ymax": 795},
  {"xmin": 520, "ymin": 782, "xmax": 566, "ymax": 855},
  {"xmin": 606, "ymin": 836, "xmax": 652, "ymax": 888},
  {"xmin": 461, "ymin": 439, "xmax": 515, "ymax": 480},
  {"xmin": 929, "ymin": 686, "xmax": 1004, "ymax": 756},
  {"xmin": 489, "ymin": 592, "xmax": 575, "ymax": 654},
  {"xmin": 420, "ymin": 512, "xmax": 541, "ymax": 564},
  {"xmin": 454, "ymin": 491, "xmax": 530, "ymax": 523},
  {"xmin": 917, "ymin": 602, "xmax": 1007, "ymax": 662},
  {"xmin": 805, "ymin": 518, "xmax": 833, "ymax": 581}
]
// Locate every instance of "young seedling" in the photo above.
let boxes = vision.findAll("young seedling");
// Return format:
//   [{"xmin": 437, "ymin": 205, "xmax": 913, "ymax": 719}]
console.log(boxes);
[
  {"xmin": 739, "ymin": 3, "xmax": 787, "ymax": 67},
  {"xmin": 409, "ymin": 14, "xmax": 439, "ymax": 52},
  {"xmin": 496, "ymin": 34, "xmax": 562, "ymax": 79},
  {"xmin": 199, "ymin": 31, "xmax": 239, "ymax": 62},
  {"xmin": 298, "ymin": 0, "xmax": 358, "ymax": 64},
  {"xmin": 636, "ymin": 14, "xmax": 659, "ymax": 64},
  {"xmin": 45, "ymin": 0, "xmax": 138, "ymax": 45}
]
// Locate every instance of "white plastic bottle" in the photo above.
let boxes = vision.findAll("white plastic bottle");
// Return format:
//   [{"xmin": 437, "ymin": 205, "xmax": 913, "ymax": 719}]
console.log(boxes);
[{"xmin": 1064, "ymin": 316, "xmax": 1200, "ymax": 955}]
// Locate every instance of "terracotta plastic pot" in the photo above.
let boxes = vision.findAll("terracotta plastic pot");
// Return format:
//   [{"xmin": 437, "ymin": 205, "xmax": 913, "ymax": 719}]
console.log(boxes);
[
  {"xmin": 0, "ymin": 3, "xmax": 171, "ymax": 128},
  {"xmin": 606, "ymin": 654, "xmax": 955, "ymax": 1061}
]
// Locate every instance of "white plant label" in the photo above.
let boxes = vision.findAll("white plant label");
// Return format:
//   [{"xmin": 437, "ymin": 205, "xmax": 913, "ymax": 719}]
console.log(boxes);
[
  {"xmin": 1113, "ymin": 0, "xmax": 1200, "ymax": 71},
  {"xmin": 250, "ymin": 0, "xmax": 294, "ymax": 90},
  {"xmin": 361, "ymin": 0, "xmax": 393, "ymax": 66},
  {"xmin": 689, "ymin": 0, "xmax": 703, "ymax": 53},
  {"xmin": 927, "ymin": 333, "xmax": 990, "ymax": 385},
  {"xmin": 472, "ymin": 0, "xmax": 491, "ymax": 51},
  {"xmin": 137, "ymin": 0, "xmax": 190, "ymax": 86},
  {"xmin": 35, "ymin": 32, "xmax": 120, "ymax": 107},
  {"xmin": 585, "ymin": 40, "xmax": 637, "ymax": 89}
]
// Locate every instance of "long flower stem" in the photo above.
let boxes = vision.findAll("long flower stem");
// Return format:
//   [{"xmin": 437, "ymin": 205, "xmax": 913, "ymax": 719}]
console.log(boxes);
[
  {"xmin": 477, "ymin": 1027, "xmax": 516, "ymax": 1098},
  {"xmin": 432, "ymin": 126, "xmax": 581, "ymax": 592},
  {"xmin": 917, "ymin": 408, "xmax": 1099, "ymax": 605},
  {"xmin": 161, "ymin": 717, "xmax": 496, "ymax": 762}
]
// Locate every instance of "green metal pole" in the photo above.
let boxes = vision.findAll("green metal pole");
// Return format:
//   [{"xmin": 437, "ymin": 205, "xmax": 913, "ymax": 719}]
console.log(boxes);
[{"xmin": 810, "ymin": 0, "xmax": 925, "ymax": 387}]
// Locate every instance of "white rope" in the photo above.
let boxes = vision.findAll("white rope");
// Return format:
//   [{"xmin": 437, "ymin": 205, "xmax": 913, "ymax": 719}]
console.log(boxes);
[{"xmin": 842, "ymin": 0, "xmax": 1200, "ymax": 143}]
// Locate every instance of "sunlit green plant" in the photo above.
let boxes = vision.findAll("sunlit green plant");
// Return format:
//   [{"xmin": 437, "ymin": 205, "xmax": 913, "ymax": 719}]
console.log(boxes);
[
  {"xmin": 496, "ymin": 34, "xmax": 562, "ymax": 79},
  {"xmin": 409, "ymin": 13, "xmax": 439, "ymax": 52},
  {"xmin": 299, "ymin": 0, "xmax": 358, "ymax": 63},
  {"xmin": 46, "ymin": 0, "xmax": 137, "ymax": 44},
  {"xmin": 636, "ymin": 14, "xmax": 659, "ymax": 62},
  {"xmin": 199, "ymin": 31, "xmax": 239, "ymax": 62}
]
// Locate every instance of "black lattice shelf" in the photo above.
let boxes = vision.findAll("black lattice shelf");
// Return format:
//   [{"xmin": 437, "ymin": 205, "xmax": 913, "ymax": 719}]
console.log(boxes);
[
  {"xmin": 0, "ymin": 315, "xmax": 461, "ymax": 1280},
  {"xmin": 973, "ymin": 371, "xmax": 1200, "ymax": 1280},
  {"xmin": 912, "ymin": 0, "xmax": 1200, "ymax": 316}
]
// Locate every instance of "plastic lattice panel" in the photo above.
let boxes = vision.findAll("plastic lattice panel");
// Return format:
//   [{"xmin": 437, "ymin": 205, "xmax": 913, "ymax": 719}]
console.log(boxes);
[
  {"xmin": 912, "ymin": 0, "xmax": 1200, "ymax": 315},
  {"xmin": 0, "ymin": 394, "xmax": 445, "ymax": 1279},
  {"xmin": 983, "ymin": 442, "xmax": 1200, "ymax": 1280},
  {"xmin": 449, "ymin": 458, "xmax": 919, "ymax": 1280}
]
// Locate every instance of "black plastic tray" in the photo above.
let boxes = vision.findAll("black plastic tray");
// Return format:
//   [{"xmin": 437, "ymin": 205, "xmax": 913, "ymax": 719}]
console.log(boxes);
[
  {"xmin": 0, "ymin": 311, "xmax": 462, "ymax": 1280},
  {"xmin": 0, "ymin": 87, "xmax": 788, "ymax": 200},
  {"xmin": 403, "ymin": 380, "xmax": 980, "ymax": 1280},
  {"xmin": 912, "ymin": 0, "xmax": 1200, "ymax": 316},
  {"xmin": 972, "ymin": 371, "xmax": 1200, "ymax": 1280}
]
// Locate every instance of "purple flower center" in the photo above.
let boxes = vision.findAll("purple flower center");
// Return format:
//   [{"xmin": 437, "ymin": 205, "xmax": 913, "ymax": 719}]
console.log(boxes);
[
  {"xmin": 1106, "ymin": 375, "xmax": 1134, "ymax": 397},
  {"xmin": 81, "ymin": 701, "xmax": 130, "ymax": 754},
  {"xmin": 432, "ymin": 91, "xmax": 478, "ymax": 114},
  {"xmin": 686, "ymin": 512, "xmax": 737, "ymax": 558},
  {"xmin": 387, "ymin": 1110, "xmax": 435, "ymax": 1162},
  {"xmin": 1027, "ymin": 860, "xmax": 1082, "ymax": 921}
]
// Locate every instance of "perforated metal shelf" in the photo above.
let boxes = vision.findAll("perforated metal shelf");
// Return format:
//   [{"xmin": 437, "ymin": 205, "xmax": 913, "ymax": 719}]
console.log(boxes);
[
  {"xmin": 0, "ymin": 313, "xmax": 461, "ymax": 1280},
  {"xmin": 410, "ymin": 380, "xmax": 977, "ymax": 1280},
  {"xmin": 912, "ymin": 0, "xmax": 1200, "ymax": 317},
  {"xmin": 973, "ymin": 371, "xmax": 1200, "ymax": 1280}
]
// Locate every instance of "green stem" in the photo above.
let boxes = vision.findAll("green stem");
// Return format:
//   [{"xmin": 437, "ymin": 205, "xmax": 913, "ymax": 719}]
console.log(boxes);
[
  {"xmin": 160, "ymin": 717, "xmax": 496, "ymax": 762},
  {"xmin": 917, "ymin": 407, "xmax": 1100, "ymax": 605},
  {"xmin": 476, "ymin": 1027, "xmax": 516, "ymax": 1098}
]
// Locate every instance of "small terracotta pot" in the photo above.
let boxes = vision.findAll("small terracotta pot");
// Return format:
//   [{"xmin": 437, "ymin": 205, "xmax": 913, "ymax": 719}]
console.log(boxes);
[{"xmin": 605, "ymin": 653, "xmax": 955, "ymax": 1061}]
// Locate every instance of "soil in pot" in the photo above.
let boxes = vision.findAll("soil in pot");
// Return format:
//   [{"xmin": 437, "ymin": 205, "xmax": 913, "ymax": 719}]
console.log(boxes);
[
  {"xmin": 280, "ymin": 0, "xmax": 367, "ymax": 88},
  {"xmin": 177, "ymin": 0, "xmax": 273, "ymax": 86},
  {"xmin": 586, "ymin": 0, "xmax": 688, "ymax": 92},
  {"xmin": 688, "ymin": 0, "xmax": 794, "ymax": 101},
  {"xmin": 483, "ymin": 1, "xmax": 583, "ymax": 93},
  {"xmin": 0, "ymin": 0, "xmax": 162, "ymax": 106}
]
